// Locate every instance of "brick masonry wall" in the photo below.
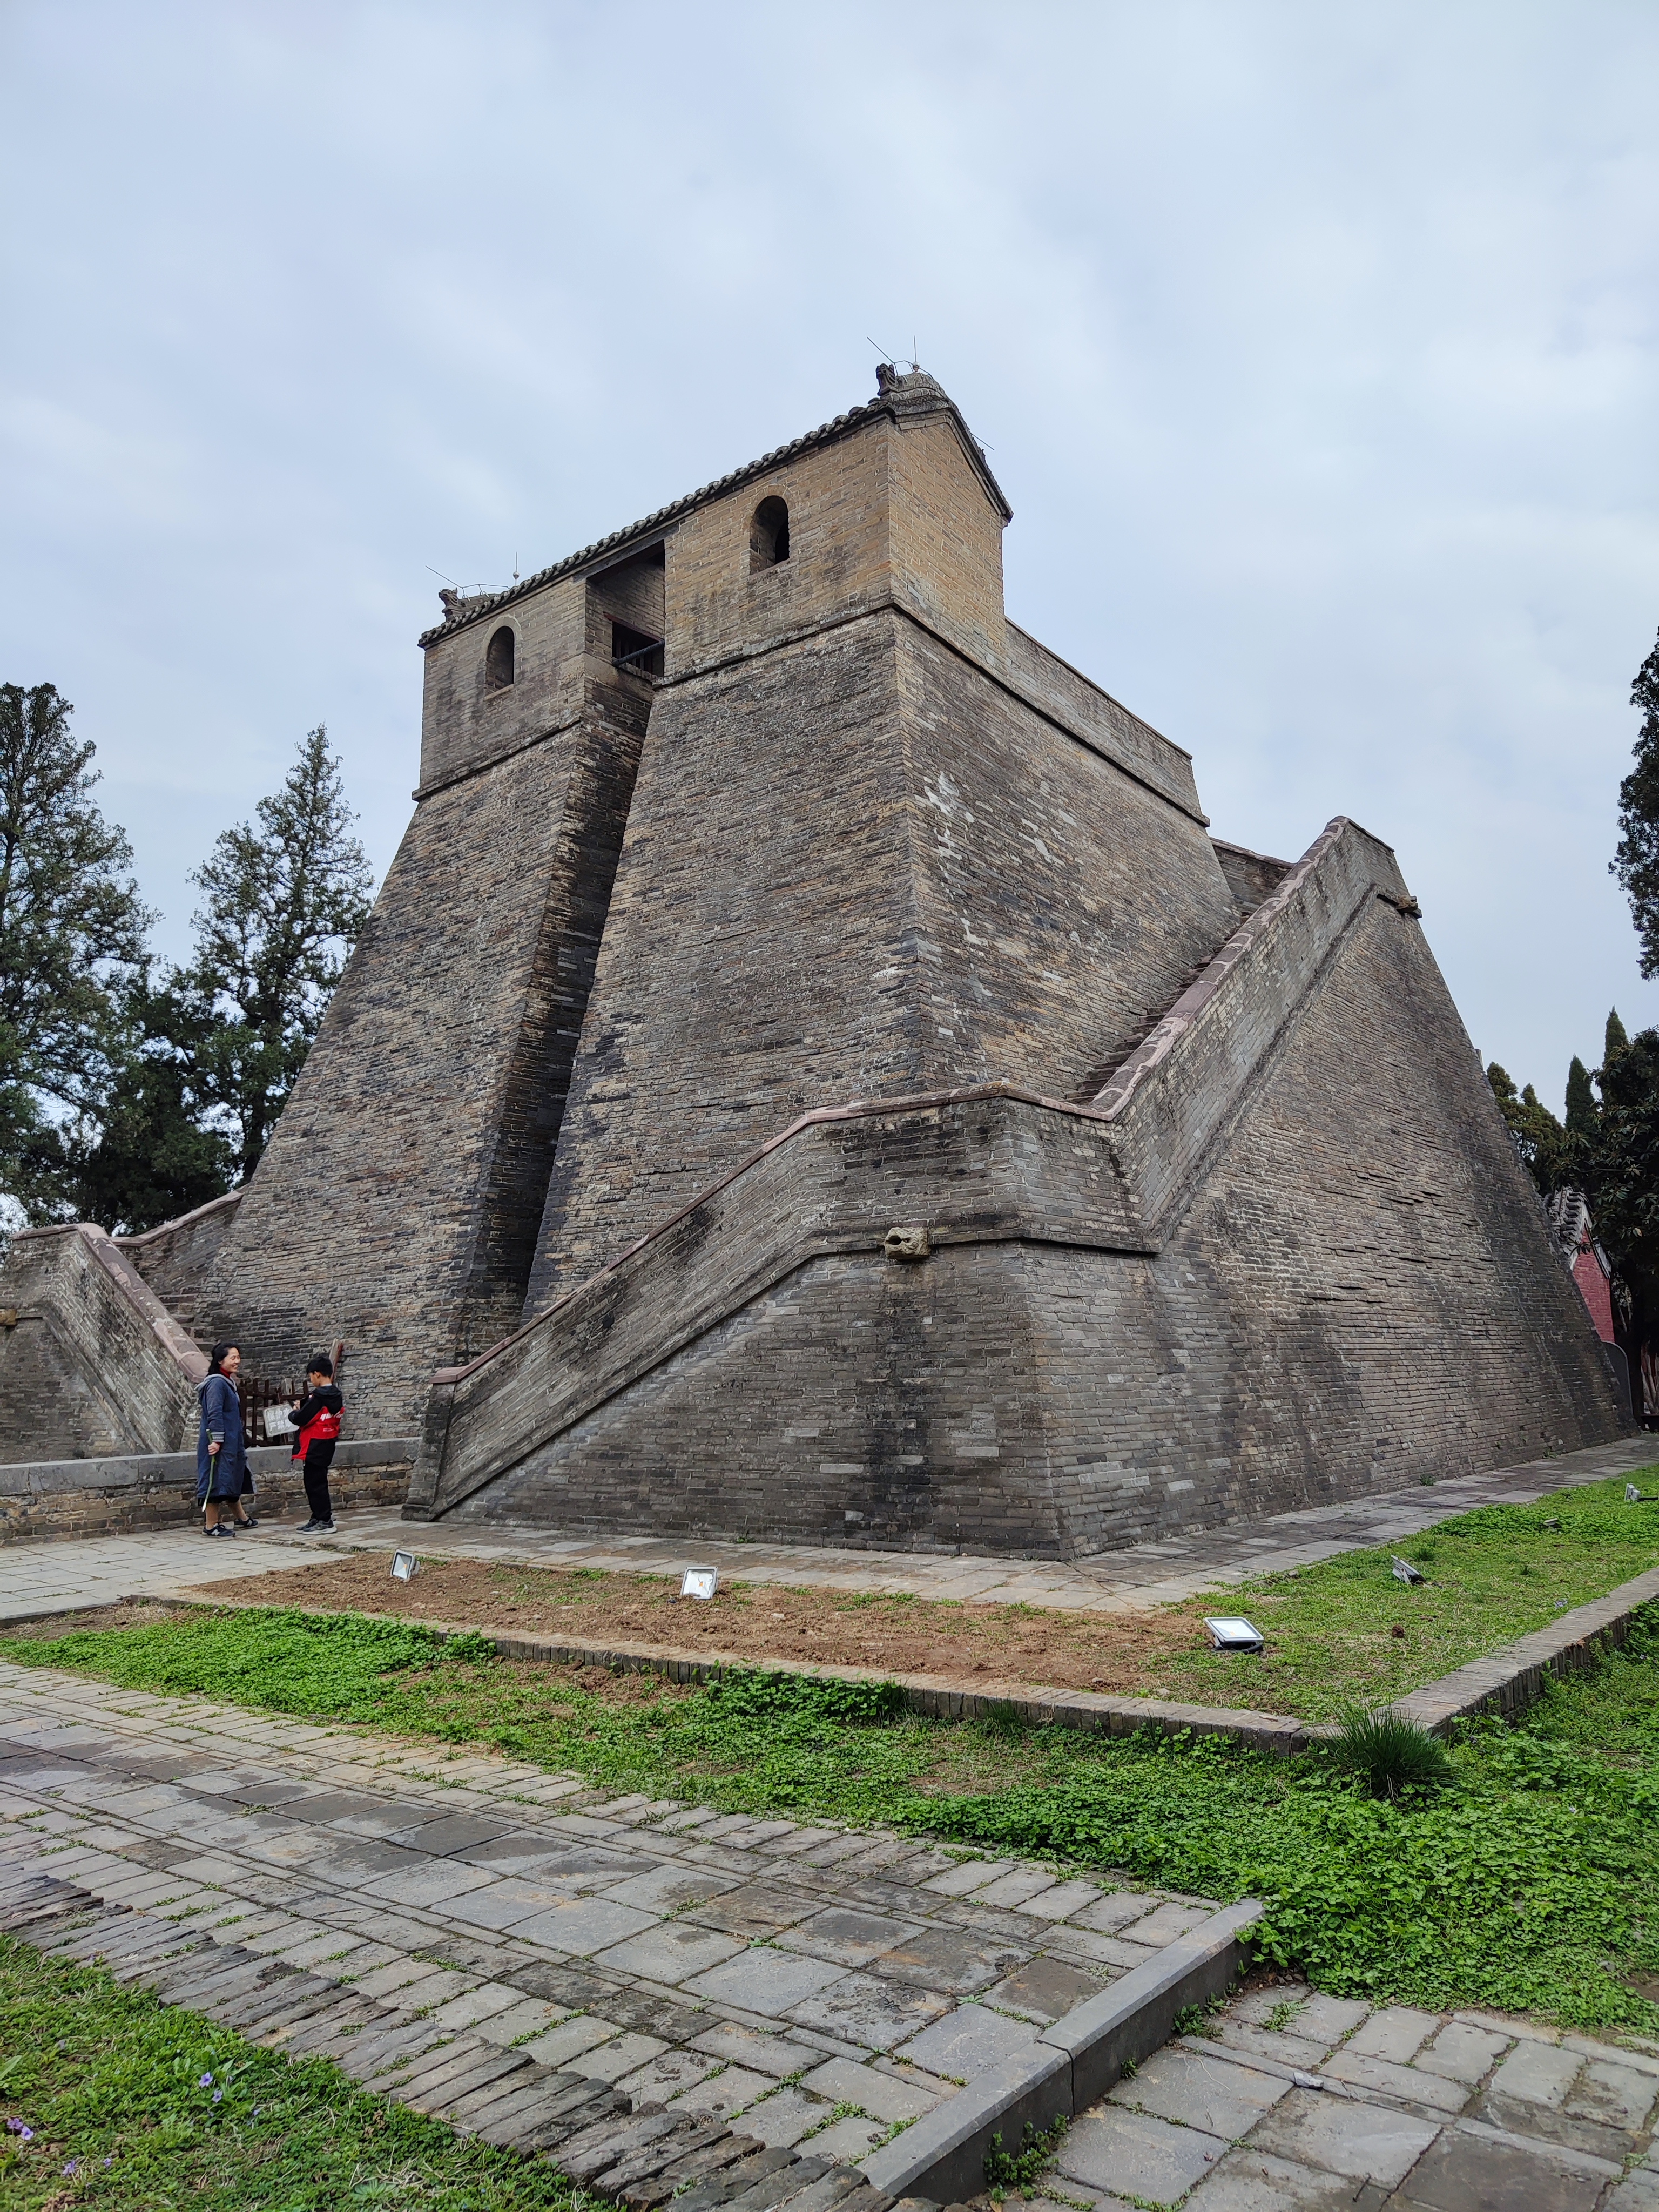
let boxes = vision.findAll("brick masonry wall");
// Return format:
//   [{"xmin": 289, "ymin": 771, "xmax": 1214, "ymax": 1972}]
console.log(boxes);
[
  {"xmin": 23, "ymin": 374, "xmax": 1612, "ymax": 1553},
  {"xmin": 196, "ymin": 676, "xmax": 647, "ymax": 1438},
  {"xmin": 1026, "ymin": 896, "xmax": 1620, "ymax": 1549},
  {"xmin": 896, "ymin": 621, "xmax": 1238, "ymax": 1106},
  {"xmin": 528, "ymin": 606, "xmax": 1238, "ymax": 1304},
  {"xmin": 1002, "ymin": 625, "xmax": 1205, "ymax": 819},
  {"xmin": 413, "ymin": 1088, "xmax": 1148, "ymax": 1520},
  {"xmin": 0, "ymin": 1228, "xmax": 204, "ymax": 1466},
  {"xmin": 660, "ymin": 389, "xmax": 1007, "ymax": 682},
  {"xmin": 886, "ymin": 407, "xmax": 1009, "ymax": 668},
  {"xmin": 115, "ymin": 1191, "xmax": 244, "ymax": 1348},
  {"xmin": 0, "ymin": 1439, "xmax": 415, "ymax": 1546},
  {"xmin": 422, "ymin": 834, "xmax": 1621, "ymax": 1556},
  {"xmin": 1210, "ymin": 839, "xmax": 1291, "ymax": 914},
  {"xmin": 418, "ymin": 574, "xmax": 587, "ymax": 795}
]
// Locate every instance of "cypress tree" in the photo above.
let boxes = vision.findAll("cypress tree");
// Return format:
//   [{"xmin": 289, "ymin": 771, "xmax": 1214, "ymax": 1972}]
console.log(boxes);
[
  {"xmin": 1565, "ymin": 1056, "xmax": 1598, "ymax": 1139},
  {"xmin": 1613, "ymin": 628, "xmax": 1659, "ymax": 975}
]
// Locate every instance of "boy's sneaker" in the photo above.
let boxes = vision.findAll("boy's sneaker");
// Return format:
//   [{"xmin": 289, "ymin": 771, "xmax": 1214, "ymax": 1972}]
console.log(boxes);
[{"xmin": 204, "ymin": 1524, "xmax": 236, "ymax": 1539}]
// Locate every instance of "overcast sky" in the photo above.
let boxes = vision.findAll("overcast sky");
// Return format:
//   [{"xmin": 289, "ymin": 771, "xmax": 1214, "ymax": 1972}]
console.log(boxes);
[{"xmin": 4, "ymin": 1, "xmax": 1656, "ymax": 1111}]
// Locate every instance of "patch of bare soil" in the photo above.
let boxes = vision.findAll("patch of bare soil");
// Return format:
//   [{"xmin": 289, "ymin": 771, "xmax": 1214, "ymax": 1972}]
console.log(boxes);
[
  {"xmin": 184, "ymin": 1553, "xmax": 1216, "ymax": 1697},
  {"xmin": 5, "ymin": 1601, "xmax": 179, "ymax": 1640}
]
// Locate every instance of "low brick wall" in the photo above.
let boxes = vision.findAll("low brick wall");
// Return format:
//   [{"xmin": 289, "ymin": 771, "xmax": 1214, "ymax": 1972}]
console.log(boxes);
[{"xmin": 0, "ymin": 1440, "xmax": 417, "ymax": 1545}]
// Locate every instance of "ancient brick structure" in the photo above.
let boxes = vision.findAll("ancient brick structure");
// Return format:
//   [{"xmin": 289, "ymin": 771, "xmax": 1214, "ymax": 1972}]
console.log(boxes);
[{"xmin": 0, "ymin": 368, "xmax": 1626, "ymax": 1549}]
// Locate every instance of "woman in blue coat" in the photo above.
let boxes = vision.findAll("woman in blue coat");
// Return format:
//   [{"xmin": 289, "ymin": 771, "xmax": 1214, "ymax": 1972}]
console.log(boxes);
[{"xmin": 197, "ymin": 1342, "xmax": 257, "ymax": 1536}]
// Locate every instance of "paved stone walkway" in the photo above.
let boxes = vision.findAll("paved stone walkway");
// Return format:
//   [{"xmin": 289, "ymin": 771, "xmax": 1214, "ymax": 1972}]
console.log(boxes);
[
  {"xmin": 4, "ymin": 1435, "xmax": 1652, "ymax": 1629},
  {"xmin": 0, "ymin": 1524, "xmax": 333, "ymax": 1628},
  {"xmin": 1036, "ymin": 1979, "xmax": 1659, "ymax": 2209},
  {"xmin": 0, "ymin": 1654, "xmax": 1225, "ymax": 2165}
]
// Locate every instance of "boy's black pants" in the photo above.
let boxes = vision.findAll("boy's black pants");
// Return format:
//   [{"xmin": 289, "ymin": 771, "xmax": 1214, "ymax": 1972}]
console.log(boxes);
[{"xmin": 301, "ymin": 1441, "xmax": 336, "ymax": 1524}]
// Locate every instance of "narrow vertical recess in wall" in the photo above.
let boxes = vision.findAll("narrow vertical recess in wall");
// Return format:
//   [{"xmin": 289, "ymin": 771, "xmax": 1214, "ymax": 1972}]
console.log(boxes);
[{"xmin": 453, "ymin": 671, "xmax": 652, "ymax": 1365}]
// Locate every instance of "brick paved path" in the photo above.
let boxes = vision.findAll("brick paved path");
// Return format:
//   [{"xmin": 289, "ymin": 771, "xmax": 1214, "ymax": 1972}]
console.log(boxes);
[
  {"xmin": 4, "ymin": 1434, "xmax": 1651, "ymax": 1630},
  {"xmin": 0, "ymin": 1655, "xmax": 1225, "ymax": 2168},
  {"xmin": 1040, "ymin": 1979, "xmax": 1659, "ymax": 2209}
]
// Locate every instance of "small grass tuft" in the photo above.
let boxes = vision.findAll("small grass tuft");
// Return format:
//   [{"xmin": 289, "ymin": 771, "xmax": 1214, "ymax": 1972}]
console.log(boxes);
[
  {"xmin": 1329, "ymin": 1704, "xmax": 1455, "ymax": 1801},
  {"xmin": 984, "ymin": 2113, "xmax": 1068, "ymax": 2196}
]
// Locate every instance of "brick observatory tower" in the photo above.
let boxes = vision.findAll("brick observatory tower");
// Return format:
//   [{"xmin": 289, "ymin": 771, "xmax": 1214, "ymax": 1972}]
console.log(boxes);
[{"xmin": 1, "ymin": 367, "xmax": 1625, "ymax": 1550}]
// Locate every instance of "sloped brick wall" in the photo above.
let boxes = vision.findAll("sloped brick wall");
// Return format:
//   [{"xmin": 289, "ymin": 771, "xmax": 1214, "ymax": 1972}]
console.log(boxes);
[
  {"xmin": 0, "ymin": 1226, "xmax": 204, "ymax": 1464},
  {"xmin": 528, "ymin": 607, "xmax": 1238, "ymax": 1305},
  {"xmin": 116, "ymin": 1191, "xmax": 242, "ymax": 1349},
  {"xmin": 417, "ymin": 821, "xmax": 1622, "ymax": 1556},
  {"xmin": 196, "ymin": 677, "xmax": 648, "ymax": 1437}
]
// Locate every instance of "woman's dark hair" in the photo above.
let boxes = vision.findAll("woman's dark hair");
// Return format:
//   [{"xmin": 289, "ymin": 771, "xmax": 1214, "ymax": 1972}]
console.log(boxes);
[
  {"xmin": 207, "ymin": 1341, "xmax": 240, "ymax": 1375},
  {"xmin": 308, "ymin": 1354, "xmax": 334, "ymax": 1378}
]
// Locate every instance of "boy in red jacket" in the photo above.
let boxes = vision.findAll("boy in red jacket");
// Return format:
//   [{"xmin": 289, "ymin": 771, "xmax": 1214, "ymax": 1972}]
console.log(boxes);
[{"xmin": 291, "ymin": 1355, "xmax": 344, "ymax": 1533}]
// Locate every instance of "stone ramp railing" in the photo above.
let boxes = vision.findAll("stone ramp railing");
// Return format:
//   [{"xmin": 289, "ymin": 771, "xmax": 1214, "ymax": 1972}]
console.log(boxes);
[
  {"xmin": 409, "ymin": 817, "xmax": 1414, "ymax": 1519},
  {"xmin": 1092, "ymin": 814, "xmax": 1414, "ymax": 1239},
  {"xmin": 0, "ymin": 1222, "xmax": 207, "ymax": 1463},
  {"xmin": 408, "ymin": 1082, "xmax": 1147, "ymax": 1516}
]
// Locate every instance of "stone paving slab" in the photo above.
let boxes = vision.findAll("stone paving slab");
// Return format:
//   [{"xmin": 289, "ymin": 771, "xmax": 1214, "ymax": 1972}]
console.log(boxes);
[
  {"xmin": 1050, "ymin": 1979, "xmax": 1659, "ymax": 2211},
  {"xmin": 0, "ymin": 1651, "xmax": 1229, "ymax": 2152},
  {"xmin": 2, "ymin": 1871, "xmax": 912, "ymax": 2212},
  {"xmin": 2, "ymin": 1434, "xmax": 1651, "ymax": 1627}
]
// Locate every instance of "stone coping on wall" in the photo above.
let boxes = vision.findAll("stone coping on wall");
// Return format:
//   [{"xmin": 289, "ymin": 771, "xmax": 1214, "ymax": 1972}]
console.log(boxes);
[{"xmin": 0, "ymin": 1439, "xmax": 418, "ymax": 1545}]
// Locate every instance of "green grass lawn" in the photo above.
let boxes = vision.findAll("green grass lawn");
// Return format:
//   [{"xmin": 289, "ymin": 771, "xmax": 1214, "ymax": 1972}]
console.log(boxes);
[
  {"xmin": 0, "ymin": 1930, "xmax": 576, "ymax": 2210},
  {"xmin": 1149, "ymin": 1476, "xmax": 1659, "ymax": 1718},
  {"xmin": 5, "ymin": 1600, "xmax": 1659, "ymax": 2035}
]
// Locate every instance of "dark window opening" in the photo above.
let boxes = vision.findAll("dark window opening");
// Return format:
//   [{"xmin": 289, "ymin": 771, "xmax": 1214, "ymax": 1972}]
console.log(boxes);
[
  {"xmin": 611, "ymin": 621, "xmax": 664, "ymax": 678},
  {"xmin": 750, "ymin": 495, "xmax": 790, "ymax": 571},
  {"xmin": 485, "ymin": 625, "xmax": 516, "ymax": 691}
]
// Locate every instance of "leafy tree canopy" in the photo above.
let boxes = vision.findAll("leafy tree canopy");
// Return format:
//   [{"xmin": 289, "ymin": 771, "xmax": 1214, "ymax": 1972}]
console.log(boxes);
[
  {"xmin": 2, "ymin": 705, "xmax": 374, "ymax": 1235},
  {"xmin": 1580, "ymin": 1025, "xmax": 1659, "ymax": 1330},
  {"xmin": 34, "ymin": 979, "xmax": 235, "ymax": 1233},
  {"xmin": 1487, "ymin": 1062, "xmax": 1568, "ymax": 1196},
  {"xmin": 0, "ymin": 684, "xmax": 152, "ymax": 1210},
  {"xmin": 167, "ymin": 724, "xmax": 373, "ymax": 1182},
  {"xmin": 1613, "ymin": 627, "xmax": 1659, "ymax": 977},
  {"xmin": 1566, "ymin": 1055, "xmax": 1599, "ymax": 1140}
]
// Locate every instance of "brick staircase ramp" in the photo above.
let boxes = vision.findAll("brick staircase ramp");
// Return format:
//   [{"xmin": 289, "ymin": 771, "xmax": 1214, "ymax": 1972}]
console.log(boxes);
[
  {"xmin": 408, "ymin": 816, "xmax": 1421, "ymax": 1525},
  {"xmin": 0, "ymin": 1223, "xmax": 207, "ymax": 1462}
]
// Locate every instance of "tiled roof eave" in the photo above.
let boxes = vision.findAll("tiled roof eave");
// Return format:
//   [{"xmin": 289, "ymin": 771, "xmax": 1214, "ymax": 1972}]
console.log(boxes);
[{"xmin": 416, "ymin": 390, "xmax": 1010, "ymax": 649}]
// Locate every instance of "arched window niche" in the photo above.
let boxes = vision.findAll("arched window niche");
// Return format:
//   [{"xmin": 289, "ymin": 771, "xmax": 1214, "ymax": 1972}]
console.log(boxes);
[
  {"xmin": 485, "ymin": 625, "xmax": 516, "ymax": 692},
  {"xmin": 750, "ymin": 496, "xmax": 790, "ymax": 572}
]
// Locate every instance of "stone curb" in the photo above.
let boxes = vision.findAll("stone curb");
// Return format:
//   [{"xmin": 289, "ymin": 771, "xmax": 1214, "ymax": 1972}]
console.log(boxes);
[
  {"xmin": 153, "ymin": 1589, "xmax": 1311, "ymax": 1754},
  {"xmin": 153, "ymin": 1556, "xmax": 1659, "ymax": 1755},
  {"xmin": 855, "ymin": 1900, "xmax": 1264, "ymax": 2204},
  {"xmin": 1387, "ymin": 1561, "xmax": 1659, "ymax": 1736}
]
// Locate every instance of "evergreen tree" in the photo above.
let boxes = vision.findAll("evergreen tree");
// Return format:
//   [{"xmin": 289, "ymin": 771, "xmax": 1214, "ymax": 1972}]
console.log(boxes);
[
  {"xmin": 1487, "ymin": 1063, "xmax": 1567, "ymax": 1195},
  {"xmin": 1580, "ymin": 1025, "xmax": 1659, "ymax": 1358},
  {"xmin": 44, "ymin": 979, "xmax": 234, "ymax": 1233},
  {"xmin": 1606, "ymin": 1007, "xmax": 1630, "ymax": 1061},
  {"xmin": 1565, "ymin": 1055, "xmax": 1598, "ymax": 1140},
  {"xmin": 1613, "ymin": 628, "xmax": 1659, "ymax": 975},
  {"xmin": 0, "ymin": 684, "xmax": 153, "ymax": 1213},
  {"xmin": 166, "ymin": 726, "xmax": 374, "ymax": 1182}
]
